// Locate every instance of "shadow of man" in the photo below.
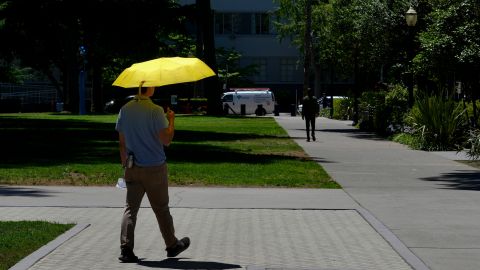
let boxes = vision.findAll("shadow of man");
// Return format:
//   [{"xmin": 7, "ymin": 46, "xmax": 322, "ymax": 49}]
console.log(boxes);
[{"xmin": 137, "ymin": 258, "xmax": 242, "ymax": 269}]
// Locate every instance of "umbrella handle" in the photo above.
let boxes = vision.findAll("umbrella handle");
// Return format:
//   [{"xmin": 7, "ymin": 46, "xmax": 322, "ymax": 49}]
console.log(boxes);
[{"xmin": 138, "ymin": 81, "xmax": 145, "ymax": 95}]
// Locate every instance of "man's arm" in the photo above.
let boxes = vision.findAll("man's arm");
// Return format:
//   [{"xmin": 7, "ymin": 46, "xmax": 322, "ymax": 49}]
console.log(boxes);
[
  {"xmin": 118, "ymin": 132, "xmax": 127, "ymax": 167},
  {"xmin": 159, "ymin": 108, "xmax": 175, "ymax": 146}
]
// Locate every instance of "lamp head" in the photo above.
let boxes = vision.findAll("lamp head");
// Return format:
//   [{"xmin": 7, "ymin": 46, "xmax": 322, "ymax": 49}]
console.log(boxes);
[{"xmin": 406, "ymin": 7, "xmax": 418, "ymax": 27}]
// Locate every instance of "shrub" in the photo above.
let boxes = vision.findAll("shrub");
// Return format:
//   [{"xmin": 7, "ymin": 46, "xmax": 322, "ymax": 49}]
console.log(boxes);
[
  {"xmin": 320, "ymin": 97, "xmax": 352, "ymax": 120},
  {"xmin": 461, "ymin": 100, "xmax": 480, "ymax": 127},
  {"xmin": 357, "ymin": 85, "xmax": 410, "ymax": 135},
  {"xmin": 385, "ymin": 85, "xmax": 409, "ymax": 132},
  {"xmin": 465, "ymin": 129, "xmax": 480, "ymax": 160},
  {"xmin": 392, "ymin": 132, "xmax": 423, "ymax": 149},
  {"xmin": 177, "ymin": 98, "xmax": 208, "ymax": 114},
  {"xmin": 405, "ymin": 94, "xmax": 466, "ymax": 150},
  {"xmin": 358, "ymin": 91, "xmax": 387, "ymax": 134}
]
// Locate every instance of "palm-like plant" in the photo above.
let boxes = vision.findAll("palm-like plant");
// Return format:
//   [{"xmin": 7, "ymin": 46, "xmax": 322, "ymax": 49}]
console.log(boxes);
[
  {"xmin": 406, "ymin": 94, "xmax": 466, "ymax": 150},
  {"xmin": 465, "ymin": 129, "xmax": 480, "ymax": 160}
]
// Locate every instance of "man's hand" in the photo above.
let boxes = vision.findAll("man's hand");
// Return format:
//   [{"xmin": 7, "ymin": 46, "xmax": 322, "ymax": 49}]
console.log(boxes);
[
  {"xmin": 159, "ymin": 108, "xmax": 175, "ymax": 146},
  {"xmin": 166, "ymin": 107, "xmax": 175, "ymax": 122}
]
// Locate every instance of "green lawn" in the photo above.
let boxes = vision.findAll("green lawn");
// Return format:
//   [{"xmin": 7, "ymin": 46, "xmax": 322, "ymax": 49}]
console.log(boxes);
[
  {"xmin": 0, "ymin": 113, "xmax": 339, "ymax": 188},
  {"xmin": 0, "ymin": 221, "xmax": 74, "ymax": 270}
]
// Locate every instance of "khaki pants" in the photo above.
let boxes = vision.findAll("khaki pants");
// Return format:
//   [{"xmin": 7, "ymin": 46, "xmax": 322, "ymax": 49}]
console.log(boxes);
[{"xmin": 120, "ymin": 163, "xmax": 177, "ymax": 250}]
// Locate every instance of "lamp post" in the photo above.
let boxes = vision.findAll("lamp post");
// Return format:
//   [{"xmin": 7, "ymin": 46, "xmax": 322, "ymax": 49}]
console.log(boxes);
[{"xmin": 405, "ymin": 7, "xmax": 417, "ymax": 107}]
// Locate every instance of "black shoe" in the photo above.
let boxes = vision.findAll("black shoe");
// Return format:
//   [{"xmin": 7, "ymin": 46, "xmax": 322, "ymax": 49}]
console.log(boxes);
[
  {"xmin": 166, "ymin": 237, "xmax": 190, "ymax": 258},
  {"xmin": 312, "ymin": 136, "xmax": 316, "ymax": 141},
  {"xmin": 307, "ymin": 137, "xmax": 310, "ymax": 142},
  {"xmin": 119, "ymin": 247, "xmax": 139, "ymax": 263}
]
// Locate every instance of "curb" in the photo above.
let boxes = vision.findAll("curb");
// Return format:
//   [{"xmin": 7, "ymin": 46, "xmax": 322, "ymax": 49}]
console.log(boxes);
[
  {"xmin": 9, "ymin": 223, "xmax": 90, "ymax": 270},
  {"xmin": 357, "ymin": 208, "xmax": 430, "ymax": 270}
]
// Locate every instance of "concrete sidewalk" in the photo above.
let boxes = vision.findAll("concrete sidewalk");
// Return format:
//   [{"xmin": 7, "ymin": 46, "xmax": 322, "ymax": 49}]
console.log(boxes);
[
  {"xmin": 275, "ymin": 115, "xmax": 480, "ymax": 270},
  {"xmin": 1, "ymin": 186, "xmax": 414, "ymax": 270}
]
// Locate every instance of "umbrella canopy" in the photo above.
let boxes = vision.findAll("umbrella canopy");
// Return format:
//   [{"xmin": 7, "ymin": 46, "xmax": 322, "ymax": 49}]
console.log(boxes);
[{"xmin": 112, "ymin": 57, "xmax": 216, "ymax": 88}]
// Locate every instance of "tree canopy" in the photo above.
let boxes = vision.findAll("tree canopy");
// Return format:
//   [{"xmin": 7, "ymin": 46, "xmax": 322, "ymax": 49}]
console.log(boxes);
[
  {"xmin": 416, "ymin": 0, "xmax": 480, "ymax": 93},
  {"xmin": 274, "ymin": 0, "xmax": 479, "ymax": 99},
  {"xmin": 0, "ymin": 0, "xmax": 182, "ymax": 112}
]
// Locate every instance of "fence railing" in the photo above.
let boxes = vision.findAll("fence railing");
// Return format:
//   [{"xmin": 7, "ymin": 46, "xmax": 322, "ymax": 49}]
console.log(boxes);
[
  {"xmin": 0, "ymin": 83, "xmax": 59, "ymax": 104},
  {"xmin": 0, "ymin": 83, "xmax": 60, "ymax": 112}
]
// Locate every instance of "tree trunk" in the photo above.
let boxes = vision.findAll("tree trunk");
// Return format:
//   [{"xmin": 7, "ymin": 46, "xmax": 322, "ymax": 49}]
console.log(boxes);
[
  {"xmin": 472, "ymin": 83, "xmax": 478, "ymax": 128},
  {"xmin": 303, "ymin": 0, "xmax": 312, "ymax": 96},
  {"xmin": 91, "ymin": 60, "xmax": 104, "ymax": 113},
  {"xmin": 313, "ymin": 64, "xmax": 322, "ymax": 98},
  {"xmin": 353, "ymin": 51, "xmax": 359, "ymax": 125},
  {"xmin": 63, "ymin": 61, "xmax": 79, "ymax": 113},
  {"xmin": 45, "ymin": 72, "xmax": 63, "ymax": 104},
  {"xmin": 196, "ymin": 0, "xmax": 221, "ymax": 115}
]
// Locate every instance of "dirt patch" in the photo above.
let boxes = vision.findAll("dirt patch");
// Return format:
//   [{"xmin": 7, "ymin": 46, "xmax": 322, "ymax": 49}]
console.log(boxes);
[{"xmin": 457, "ymin": 160, "xmax": 480, "ymax": 169}]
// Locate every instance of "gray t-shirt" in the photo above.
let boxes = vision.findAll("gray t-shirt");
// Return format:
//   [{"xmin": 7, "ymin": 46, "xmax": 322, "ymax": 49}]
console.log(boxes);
[{"xmin": 115, "ymin": 96, "xmax": 169, "ymax": 167}]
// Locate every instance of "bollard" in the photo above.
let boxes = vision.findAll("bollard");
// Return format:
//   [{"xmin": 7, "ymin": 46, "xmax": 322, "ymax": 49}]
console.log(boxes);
[
  {"xmin": 290, "ymin": 104, "xmax": 296, "ymax": 116},
  {"xmin": 241, "ymin": 104, "xmax": 246, "ymax": 115}
]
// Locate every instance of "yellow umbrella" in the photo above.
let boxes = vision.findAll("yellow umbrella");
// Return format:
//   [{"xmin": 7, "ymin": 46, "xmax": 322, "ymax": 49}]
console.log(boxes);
[{"xmin": 112, "ymin": 57, "xmax": 216, "ymax": 88}]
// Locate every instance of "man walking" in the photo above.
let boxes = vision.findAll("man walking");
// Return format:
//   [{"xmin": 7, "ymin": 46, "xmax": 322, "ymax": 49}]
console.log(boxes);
[
  {"xmin": 116, "ymin": 86, "xmax": 189, "ymax": 262},
  {"xmin": 301, "ymin": 89, "xmax": 320, "ymax": 142}
]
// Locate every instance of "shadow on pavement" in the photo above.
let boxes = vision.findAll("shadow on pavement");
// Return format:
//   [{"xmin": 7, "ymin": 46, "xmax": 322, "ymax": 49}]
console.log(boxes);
[
  {"xmin": 0, "ymin": 186, "xmax": 54, "ymax": 197},
  {"xmin": 420, "ymin": 170, "xmax": 480, "ymax": 191},
  {"xmin": 315, "ymin": 128, "xmax": 387, "ymax": 141},
  {"xmin": 137, "ymin": 258, "xmax": 241, "ymax": 269},
  {"xmin": 308, "ymin": 157, "xmax": 338, "ymax": 164},
  {"xmin": 295, "ymin": 128, "xmax": 386, "ymax": 141}
]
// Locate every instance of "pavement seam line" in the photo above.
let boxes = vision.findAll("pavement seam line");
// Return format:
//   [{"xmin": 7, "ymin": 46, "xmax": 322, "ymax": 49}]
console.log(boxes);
[{"xmin": 9, "ymin": 223, "xmax": 90, "ymax": 270}]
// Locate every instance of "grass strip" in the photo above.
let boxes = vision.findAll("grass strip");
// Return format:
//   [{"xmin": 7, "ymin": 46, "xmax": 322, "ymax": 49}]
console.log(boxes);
[
  {"xmin": 0, "ymin": 220, "xmax": 74, "ymax": 270},
  {"xmin": 0, "ymin": 113, "xmax": 339, "ymax": 188}
]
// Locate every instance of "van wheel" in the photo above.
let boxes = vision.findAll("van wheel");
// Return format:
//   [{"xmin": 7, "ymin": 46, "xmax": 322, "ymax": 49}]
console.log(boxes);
[{"xmin": 262, "ymin": 109, "xmax": 267, "ymax": 116}]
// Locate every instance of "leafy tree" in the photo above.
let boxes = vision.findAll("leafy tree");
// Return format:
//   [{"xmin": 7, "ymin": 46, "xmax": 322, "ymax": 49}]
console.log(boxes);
[
  {"xmin": 0, "ymin": 61, "xmax": 39, "ymax": 83},
  {"xmin": 415, "ymin": 0, "xmax": 480, "ymax": 125},
  {"xmin": 0, "ymin": 0, "xmax": 81, "ymax": 108},
  {"xmin": 274, "ymin": 0, "xmax": 409, "ymax": 123},
  {"xmin": 0, "ymin": 0, "xmax": 179, "ymax": 113},
  {"xmin": 157, "ymin": 33, "xmax": 256, "ymax": 89},
  {"xmin": 216, "ymin": 47, "xmax": 257, "ymax": 89},
  {"xmin": 195, "ymin": 0, "xmax": 223, "ymax": 115},
  {"xmin": 274, "ymin": 0, "xmax": 313, "ymax": 94},
  {"xmin": 323, "ymin": 0, "xmax": 399, "ymax": 123}
]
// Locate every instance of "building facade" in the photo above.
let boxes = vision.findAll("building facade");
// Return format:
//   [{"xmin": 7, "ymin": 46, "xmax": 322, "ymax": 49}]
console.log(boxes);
[{"xmin": 180, "ymin": 0, "xmax": 304, "ymax": 106}]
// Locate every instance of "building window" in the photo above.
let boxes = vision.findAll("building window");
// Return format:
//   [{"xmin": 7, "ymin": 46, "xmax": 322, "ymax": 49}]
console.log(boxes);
[
  {"xmin": 280, "ymin": 58, "xmax": 296, "ymax": 82},
  {"xmin": 235, "ymin": 13, "xmax": 252, "ymax": 34},
  {"xmin": 255, "ymin": 13, "xmax": 270, "ymax": 34},
  {"xmin": 215, "ymin": 13, "xmax": 231, "ymax": 34},
  {"xmin": 252, "ymin": 58, "xmax": 267, "ymax": 81},
  {"xmin": 215, "ymin": 12, "xmax": 270, "ymax": 35}
]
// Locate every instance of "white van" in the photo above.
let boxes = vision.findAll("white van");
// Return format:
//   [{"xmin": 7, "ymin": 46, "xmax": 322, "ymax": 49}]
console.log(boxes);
[{"xmin": 221, "ymin": 88, "xmax": 275, "ymax": 115}]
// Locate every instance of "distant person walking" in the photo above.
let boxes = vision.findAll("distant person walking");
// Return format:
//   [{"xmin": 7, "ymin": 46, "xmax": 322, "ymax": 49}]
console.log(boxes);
[
  {"xmin": 301, "ymin": 89, "xmax": 319, "ymax": 142},
  {"xmin": 116, "ymin": 86, "xmax": 190, "ymax": 262}
]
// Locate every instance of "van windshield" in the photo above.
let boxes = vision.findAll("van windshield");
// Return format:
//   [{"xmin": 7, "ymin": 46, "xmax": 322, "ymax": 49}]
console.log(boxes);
[{"xmin": 222, "ymin": 94, "xmax": 233, "ymax": 102}]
